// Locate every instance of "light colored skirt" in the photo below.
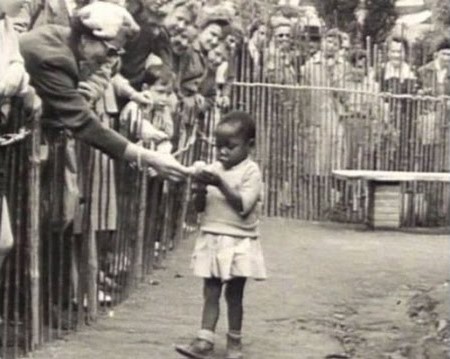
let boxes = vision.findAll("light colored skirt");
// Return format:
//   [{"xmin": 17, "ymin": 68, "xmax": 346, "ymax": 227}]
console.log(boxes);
[{"xmin": 191, "ymin": 232, "xmax": 267, "ymax": 281}]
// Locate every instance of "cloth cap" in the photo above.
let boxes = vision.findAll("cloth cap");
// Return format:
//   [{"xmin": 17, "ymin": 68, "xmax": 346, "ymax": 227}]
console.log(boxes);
[{"xmin": 74, "ymin": 2, "xmax": 140, "ymax": 50}]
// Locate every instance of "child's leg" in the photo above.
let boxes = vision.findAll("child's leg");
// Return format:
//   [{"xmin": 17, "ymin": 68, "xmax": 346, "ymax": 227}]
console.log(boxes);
[
  {"xmin": 201, "ymin": 277, "xmax": 223, "ymax": 331},
  {"xmin": 225, "ymin": 277, "xmax": 247, "ymax": 359},
  {"xmin": 175, "ymin": 278, "xmax": 222, "ymax": 357},
  {"xmin": 225, "ymin": 277, "xmax": 247, "ymax": 333}
]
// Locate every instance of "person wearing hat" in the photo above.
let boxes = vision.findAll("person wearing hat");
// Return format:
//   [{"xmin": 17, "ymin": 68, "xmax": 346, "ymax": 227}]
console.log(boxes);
[
  {"xmin": 178, "ymin": 5, "xmax": 231, "ymax": 100},
  {"xmin": 19, "ymin": 1, "xmax": 189, "ymax": 179},
  {"xmin": 121, "ymin": 0, "xmax": 198, "ymax": 90},
  {"xmin": 173, "ymin": 5, "xmax": 230, "ymax": 162}
]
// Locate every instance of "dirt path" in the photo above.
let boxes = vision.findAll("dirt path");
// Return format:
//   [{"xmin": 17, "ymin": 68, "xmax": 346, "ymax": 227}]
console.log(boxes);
[{"xmin": 31, "ymin": 219, "xmax": 449, "ymax": 359}]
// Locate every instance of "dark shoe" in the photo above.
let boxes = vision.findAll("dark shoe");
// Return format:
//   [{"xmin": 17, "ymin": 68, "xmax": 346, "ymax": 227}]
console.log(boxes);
[
  {"xmin": 226, "ymin": 332, "xmax": 243, "ymax": 359},
  {"xmin": 175, "ymin": 338, "xmax": 214, "ymax": 359}
]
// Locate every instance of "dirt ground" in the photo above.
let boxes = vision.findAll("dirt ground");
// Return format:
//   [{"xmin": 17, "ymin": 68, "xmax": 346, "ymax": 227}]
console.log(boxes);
[{"xmin": 30, "ymin": 219, "xmax": 449, "ymax": 359}]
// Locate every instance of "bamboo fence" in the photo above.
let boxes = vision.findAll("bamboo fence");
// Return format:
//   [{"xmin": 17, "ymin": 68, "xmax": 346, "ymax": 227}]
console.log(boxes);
[
  {"xmin": 229, "ymin": 41, "xmax": 450, "ymax": 226},
  {"xmin": 1, "ymin": 38, "xmax": 450, "ymax": 359},
  {"xmin": 0, "ymin": 98, "xmax": 201, "ymax": 358}
]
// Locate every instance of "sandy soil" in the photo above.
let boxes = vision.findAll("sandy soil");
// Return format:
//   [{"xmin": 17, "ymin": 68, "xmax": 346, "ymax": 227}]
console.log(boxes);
[{"xmin": 30, "ymin": 219, "xmax": 450, "ymax": 359}]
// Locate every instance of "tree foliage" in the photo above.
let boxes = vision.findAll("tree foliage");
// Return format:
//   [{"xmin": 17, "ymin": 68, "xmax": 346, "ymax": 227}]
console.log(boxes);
[
  {"xmin": 314, "ymin": 0, "xmax": 359, "ymax": 33},
  {"xmin": 362, "ymin": 0, "xmax": 397, "ymax": 45}
]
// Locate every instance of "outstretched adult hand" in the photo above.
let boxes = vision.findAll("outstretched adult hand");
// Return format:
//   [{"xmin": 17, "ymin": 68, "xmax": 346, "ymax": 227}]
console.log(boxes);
[{"xmin": 142, "ymin": 151, "xmax": 190, "ymax": 182}]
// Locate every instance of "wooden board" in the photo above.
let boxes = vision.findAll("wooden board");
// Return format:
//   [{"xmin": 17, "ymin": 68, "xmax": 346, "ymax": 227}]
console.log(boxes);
[
  {"xmin": 333, "ymin": 170, "xmax": 450, "ymax": 183},
  {"xmin": 367, "ymin": 182, "xmax": 402, "ymax": 229}
]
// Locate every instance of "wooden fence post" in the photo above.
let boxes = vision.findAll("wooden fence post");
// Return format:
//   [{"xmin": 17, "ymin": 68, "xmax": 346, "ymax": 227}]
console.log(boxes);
[{"xmin": 28, "ymin": 113, "xmax": 41, "ymax": 349}]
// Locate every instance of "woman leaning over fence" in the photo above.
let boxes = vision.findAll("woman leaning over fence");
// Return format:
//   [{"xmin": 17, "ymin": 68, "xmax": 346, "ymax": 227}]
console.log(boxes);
[{"xmin": 0, "ymin": 0, "xmax": 42, "ymax": 274}]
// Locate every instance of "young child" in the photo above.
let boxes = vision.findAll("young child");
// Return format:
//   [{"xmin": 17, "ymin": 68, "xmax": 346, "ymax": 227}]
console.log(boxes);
[
  {"xmin": 120, "ymin": 62, "xmax": 176, "ymax": 155},
  {"xmin": 176, "ymin": 111, "xmax": 266, "ymax": 359}
]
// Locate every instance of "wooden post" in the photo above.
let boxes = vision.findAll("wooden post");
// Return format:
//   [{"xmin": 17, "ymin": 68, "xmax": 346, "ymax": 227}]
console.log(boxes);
[
  {"xmin": 132, "ymin": 170, "xmax": 148, "ymax": 287},
  {"xmin": 27, "ymin": 113, "xmax": 41, "ymax": 349}
]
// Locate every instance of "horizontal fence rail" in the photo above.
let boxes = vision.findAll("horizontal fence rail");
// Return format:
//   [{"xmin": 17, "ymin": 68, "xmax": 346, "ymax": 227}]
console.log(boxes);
[{"xmin": 229, "ymin": 44, "xmax": 450, "ymax": 226}]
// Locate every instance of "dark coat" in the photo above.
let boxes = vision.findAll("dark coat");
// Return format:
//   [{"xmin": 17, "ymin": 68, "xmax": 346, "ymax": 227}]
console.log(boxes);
[
  {"xmin": 120, "ymin": 16, "xmax": 172, "ymax": 90},
  {"xmin": 20, "ymin": 24, "xmax": 128, "ymax": 158}
]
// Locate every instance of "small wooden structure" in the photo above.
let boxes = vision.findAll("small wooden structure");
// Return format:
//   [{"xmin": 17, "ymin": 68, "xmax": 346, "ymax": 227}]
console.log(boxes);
[{"xmin": 333, "ymin": 170, "xmax": 450, "ymax": 229}]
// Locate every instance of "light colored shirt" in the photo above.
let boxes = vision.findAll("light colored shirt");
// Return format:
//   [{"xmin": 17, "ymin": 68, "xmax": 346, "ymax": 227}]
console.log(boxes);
[
  {"xmin": 0, "ymin": 16, "xmax": 29, "ymax": 97},
  {"xmin": 201, "ymin": 158, "xmax": 263, "ymax": 238},
  {"xmin": 384, "ymin": 61, "xmax": 416, "ymax": 81},
  {"xmin": 434, "ymin": 59, "xmax": 448, "ymax": 85},
  {"xmin": 64, "ymin": 0, "xmax": 78, "ymax": 15}
]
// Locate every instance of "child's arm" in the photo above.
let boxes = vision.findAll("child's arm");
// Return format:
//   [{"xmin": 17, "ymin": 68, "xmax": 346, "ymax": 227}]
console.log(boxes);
[
  {"xmin": 217, "ymin": 179, "xmax": 244, "ymax": 213},
  {"xmin": 197, "ymin": 164, "xmax": 262, "ymax": 217},
  {"xmin": 192, "ymin": 182, "xmax": 207, "ymax": 213}
]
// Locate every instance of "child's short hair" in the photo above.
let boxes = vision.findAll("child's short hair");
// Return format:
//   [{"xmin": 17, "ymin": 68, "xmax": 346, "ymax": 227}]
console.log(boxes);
[
  {"xmin": 144, "ymin": 63, "xmax": 176, "ymax": 89},
  {"xmin": 217, "ymin": 110, "xmax": 256, "ymax": 141}
]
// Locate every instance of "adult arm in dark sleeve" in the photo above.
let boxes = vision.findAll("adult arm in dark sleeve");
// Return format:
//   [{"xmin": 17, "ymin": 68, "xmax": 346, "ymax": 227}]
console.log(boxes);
[{"xmin": 32, "ymin": 59, "xmax": 128, "ymax": 158}]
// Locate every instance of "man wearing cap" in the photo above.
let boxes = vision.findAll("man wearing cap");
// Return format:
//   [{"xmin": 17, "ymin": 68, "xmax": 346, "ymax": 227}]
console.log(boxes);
[{"xmin": 19, "ymin": 1, "xmax": 188, "ymax": 179}]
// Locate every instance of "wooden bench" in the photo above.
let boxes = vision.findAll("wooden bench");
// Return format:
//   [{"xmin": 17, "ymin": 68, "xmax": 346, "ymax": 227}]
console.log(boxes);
[{"xmin": 332, "ymin": 170, "xmax": 450, "ymax": 229}]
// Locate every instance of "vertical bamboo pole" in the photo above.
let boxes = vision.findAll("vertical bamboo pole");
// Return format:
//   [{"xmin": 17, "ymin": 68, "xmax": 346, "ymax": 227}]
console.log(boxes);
[{"xmin": 132, "ymin": 168, "xmax": 148, "ymax": 287}]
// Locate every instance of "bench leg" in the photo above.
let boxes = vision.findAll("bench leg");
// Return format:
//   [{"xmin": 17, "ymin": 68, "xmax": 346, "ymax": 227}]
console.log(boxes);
[{"xmin": 367, "ymin": 181, "xmax": 401, "ymax": 229}]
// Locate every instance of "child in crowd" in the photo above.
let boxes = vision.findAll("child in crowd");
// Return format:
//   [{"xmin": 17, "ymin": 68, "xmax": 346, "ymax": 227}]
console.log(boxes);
[
  {"xmin": 176, "ymin": 111, "xmax": 266, "ymax": 359},
  {"xmin": 1, "ymin": 0, "xmax": 41, "ymax": 271},
  {"xmin": 120, "ymin": 60, "xmax": 177, "ymax": 155}
]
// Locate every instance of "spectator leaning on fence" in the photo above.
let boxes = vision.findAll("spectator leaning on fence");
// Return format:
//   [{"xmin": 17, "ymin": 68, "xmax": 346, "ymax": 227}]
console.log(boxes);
[
  {"xmin": 216, "ymin": 21, "xmax": 244, "ymax": 112},
  {"xmin": 0, "ymin": 0, "xmax": 42, "ymax": 272},
  {"xmin": 379, "ymin": 36, "xmax": 417, "ymax": 170},
  {"xmin": 266, "ymin": 15, "xmax": 297, "ymax": 84},
  {"xmin": 300, "ymin": 28, "xmax": 350, "ymax": 176},
  {"xmin": 245, "ymin": 19, "xmax": 267, "ymax": 80},
  {"xmin": 418, "ymin": 38, "xmax": 450, "ymax": 97},
  {"xmin": 19, "ymin": 1, "xmax": 189, "ymax": 179},
  {"xmin": 121, "ymin": 0, "xmax": 198, "ymax": 91},
  {"xmin": 341, "ymin": 49, "xmax": 385, "ymax": 170},
  {"xmin": 380, "ymin": 36, "xmax": 417, "ymax": 94},
  {"xmin": 416, "ymin": 38, "xmax": 450, "ymax": 170},
  {"xmin": 121, "ymin": 62, "xmax": 177, "ymax": 157}
]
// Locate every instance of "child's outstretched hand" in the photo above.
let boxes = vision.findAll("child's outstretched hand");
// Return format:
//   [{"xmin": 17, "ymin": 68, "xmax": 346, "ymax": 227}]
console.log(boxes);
[{"xmin": 188, "ymin": 161, "xmax": 221, "ymax": 186}]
